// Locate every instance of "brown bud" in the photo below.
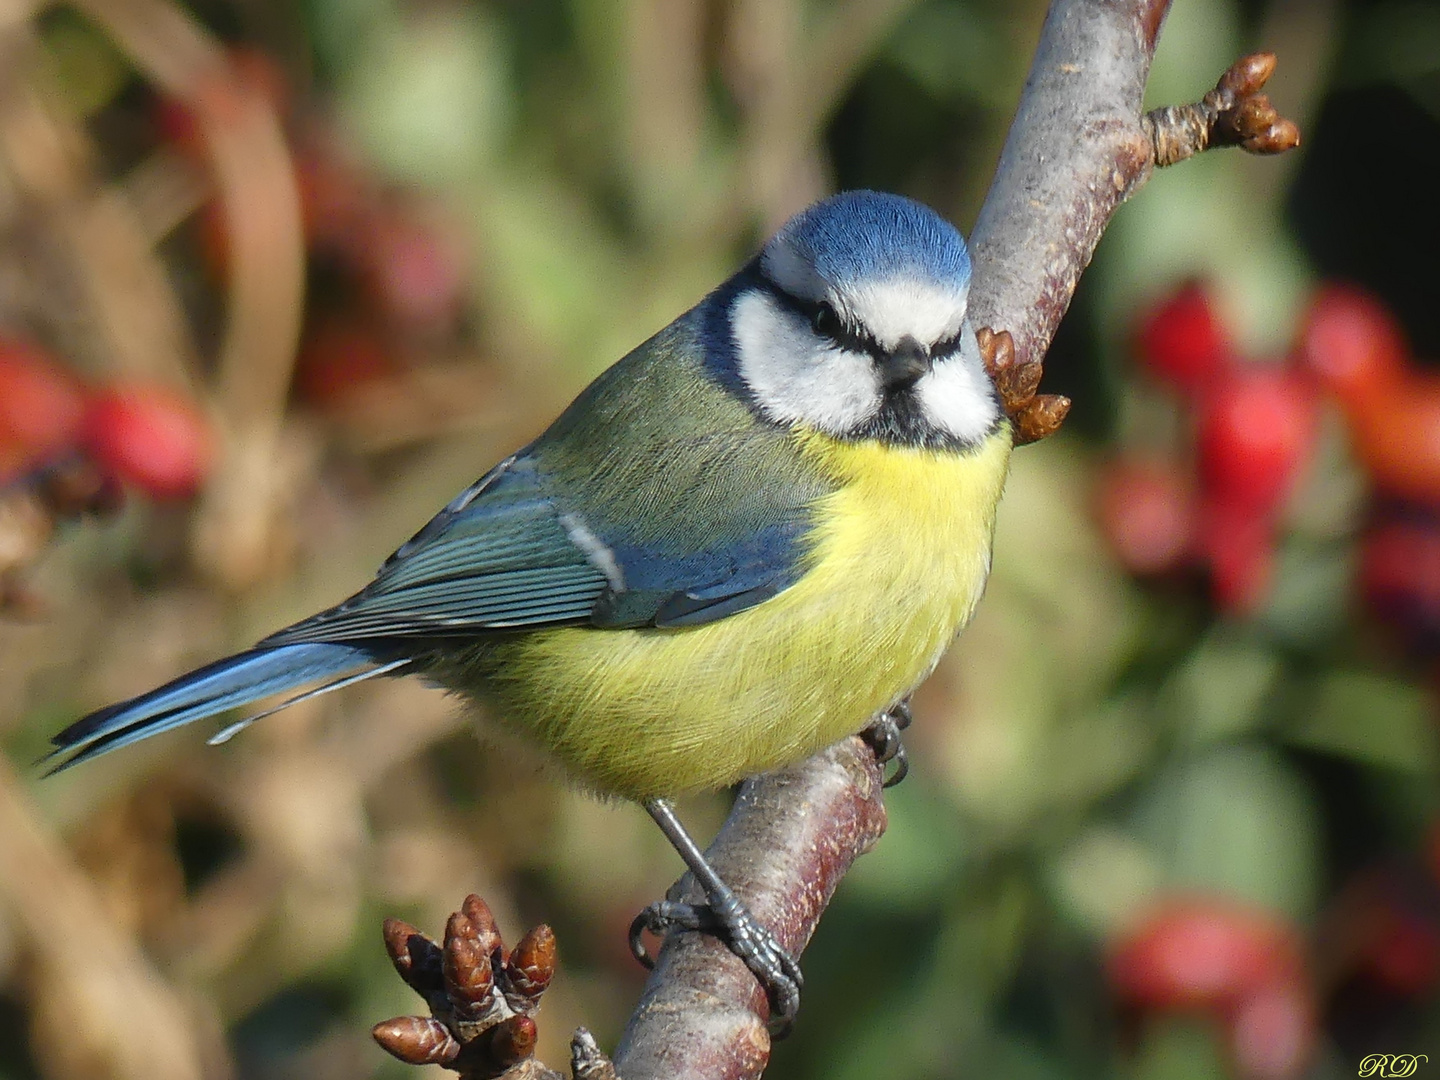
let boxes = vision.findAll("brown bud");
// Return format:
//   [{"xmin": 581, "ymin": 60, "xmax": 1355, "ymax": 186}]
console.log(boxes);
[
  {"xmin": 996, "ymin": 364, "xmax": 1042, "ymax": 414},
  {"xmin": 444, "ymin": 912, "xmax": 495, "ymax": 1012},
  {"xmin": 1206, "ymin": 55, "xmax": 1301, "ymax": 156},
  {"xmin": 383, "ymin": 918, "xmax": 443, "ymax": 996},
  {"xmin": 1233, "ymin": 95, "xmax": 1279, "ymax": 137},
  {"xmin": 976, "ymin": 326, "xmax": 1015, "ymax": 374},
  {"xmin": 1249, "ymin": 116, "xmax": 1301, "ymax": 154},
  {"xmin": 503, "ymin": 925, "xmax": 556, "ymax": 1014},
  {"xmin": 992, "ymin": 332, "xmax": 1015, "ymax": 372},
  {"xmin": 460, "ymin": 893, "xmax": 503, "ymax": 960},
  {"xmin": 486, "ymin": 1014, "xmax": 538, "ymax": 1069},
  {"xmin": 1218, "ymin": 52, "xmax": 1276, "ymax": 97},
  {"xmin": 1014, "ymin": 394, "xmax": 1072, "ymax": 445},
  {"xmin": 372, "ymin": 1015, "xmax": 461, "ymax": 1066},
  {"xmin": 382, "ymin": 918, "xmax": 422, "ymax": 971}
]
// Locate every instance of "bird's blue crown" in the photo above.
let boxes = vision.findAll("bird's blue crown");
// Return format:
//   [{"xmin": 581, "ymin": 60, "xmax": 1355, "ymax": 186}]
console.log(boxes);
[{"xmin": 766, "ymin": 190, "xmax": 971, "ymax": 290}]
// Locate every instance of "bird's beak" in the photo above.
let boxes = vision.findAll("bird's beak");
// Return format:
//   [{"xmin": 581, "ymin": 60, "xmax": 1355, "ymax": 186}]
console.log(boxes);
[{"xmin": 880, "ymin": 336, "xmax": 931, "ymax": 388}]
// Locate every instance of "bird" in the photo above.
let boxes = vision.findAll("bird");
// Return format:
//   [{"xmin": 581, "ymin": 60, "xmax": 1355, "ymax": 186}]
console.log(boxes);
[{"xmin": 48, "ymin": 189, "xmax": 1015, "ymax": 1031}]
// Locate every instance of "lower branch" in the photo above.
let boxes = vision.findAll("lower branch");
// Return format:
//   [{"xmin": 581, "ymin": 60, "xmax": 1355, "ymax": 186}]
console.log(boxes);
[{"xmin": 613, "ymin": 738, "xmax": 887, "ymax": 1080}]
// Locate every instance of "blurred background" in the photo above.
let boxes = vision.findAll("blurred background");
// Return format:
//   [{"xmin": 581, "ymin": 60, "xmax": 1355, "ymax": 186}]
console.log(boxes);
[{"xmin": 0, "ymin": 0, "xmax": 1437, "ymax": 1077}]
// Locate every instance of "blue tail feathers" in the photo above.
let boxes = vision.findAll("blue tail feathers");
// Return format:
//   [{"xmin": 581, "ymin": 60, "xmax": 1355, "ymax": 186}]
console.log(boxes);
[{"xmin": 46, "ymin": 642, "xmax": 383, "ymax": 773}]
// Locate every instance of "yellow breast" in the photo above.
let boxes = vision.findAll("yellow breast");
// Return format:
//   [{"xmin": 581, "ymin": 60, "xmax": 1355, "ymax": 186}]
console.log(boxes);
[{"xmin": 488, "ymin": 426, "xmax": 1012, "ymax": 800}]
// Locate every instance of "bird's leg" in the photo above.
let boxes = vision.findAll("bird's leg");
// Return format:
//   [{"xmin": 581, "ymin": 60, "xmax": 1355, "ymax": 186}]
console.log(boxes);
[
  {"xmin": 629, "ymin": 798, "xmax": 804, "ymax": 1034},
  {"xmin": 861, "ymin": 698, "xmax": 912, "ymax": 788}
]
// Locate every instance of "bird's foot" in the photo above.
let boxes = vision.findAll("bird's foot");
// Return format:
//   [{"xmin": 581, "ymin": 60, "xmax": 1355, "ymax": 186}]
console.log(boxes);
[
  {"xmin": 630, "ymin": 896, "xmax": 803, "ymax": 1036},
  {"xmin": 862, "ymin": 699, "xmax": 912, "ymax": 788},
  {"xmin": 975, "ymin": 326, "xmax": 1070, "ymax": 445}
]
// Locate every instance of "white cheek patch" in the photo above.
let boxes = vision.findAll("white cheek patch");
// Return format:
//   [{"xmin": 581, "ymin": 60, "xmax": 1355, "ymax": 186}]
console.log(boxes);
[
  {"xmin": 843, "ymin": 278, "xmax": 969, "ymax": 351},
  {"xmin": 915, "ymin": 346, "xmax": 1001, "ymax": 444},
  {"xmin": 732, "ymin": 290, "xmax": 882, "ymax": 434}
]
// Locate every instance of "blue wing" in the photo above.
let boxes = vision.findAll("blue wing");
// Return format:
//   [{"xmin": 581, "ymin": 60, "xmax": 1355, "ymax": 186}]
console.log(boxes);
[
  {"xmin": 264, "ymin": 438, "xmax": 817, "ymax": 643},
  {"xmin": 264, "ymin": 455, "xmax": 608, "ymax": 643}
]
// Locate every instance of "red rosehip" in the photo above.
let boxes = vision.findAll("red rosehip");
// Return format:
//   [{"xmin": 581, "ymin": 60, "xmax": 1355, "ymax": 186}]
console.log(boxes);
[
  {"xmin": 1226, "ymin": 977, "xmax": 1315, "ymax": 1080},
  {"xmin": 152, "ymin": 95, "xmax": 203, "ymax": 157},
  {"xmin": 295, "ymin": 145, "xmax": 371, "ymax": 250},
  {"xmin": 0, "ymin": 340, "xmax": 85, "ymax": 477},
  {"xmin": 294, "ymin": 322, "xmax": 396, "ymax": 408},
  {"xmin": 1196, "ymin": 367, "xmax": 1318, "ymax": 512},
  {"xmin": 1095, "ymin": 458, "xmax": 1196, "ymax": 576},
  {"xmin": 1296, "ymin": 284, "xmax": 1406, "ymax": 417},
  {"xmin": 1136, "ymin": 282, "xmax": 1233, "ymax": 394},
  {"xmin": 1349, "ymin": 384, "xmax": 1440, "ymax": 504},
  {"xmin": 1363, "ymin": 910, "xmax": 1440, "ymax": 996},
  {"xmin": 1359, "ymin": 518, "xmax": 1440, "ymax": 647},
  {"xmin": 1291, "ymin": 286, "xmax": 1440, "ymax": 502},
  {"xmin": 1321, "ymin": 865, "xmax": 1440, "ymax": 1006},
  {"xmin": 1109, "ymin": 898, "xmax": 1304, "ymax": 1011},
  {"xmin": 1198, "ymin": 497, "xmax": 1277, "ymax": 617},
  {"xmin": 83, "ymin": 383, "xmax": 214, "ymax": 499},
  {"xmin": 360, "ymin": 212, "xmax": 468, "ymax": 333}
]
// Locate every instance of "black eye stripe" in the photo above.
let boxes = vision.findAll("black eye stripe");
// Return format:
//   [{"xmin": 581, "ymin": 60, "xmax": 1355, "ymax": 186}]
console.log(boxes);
[
  {"xmin": 753, "ymin": 279, "xmax": 962, "ymax": 362},
  {"xmin": 931, "ymin": 331, "xmax": 964, "ymax": 359},
  {"xmin": 757, "ymin": 282, "xmax": 885, "ymax": 359},
  {"xmin": 805, "ymin": 302, "xmax": 880, "ymax": 357}
]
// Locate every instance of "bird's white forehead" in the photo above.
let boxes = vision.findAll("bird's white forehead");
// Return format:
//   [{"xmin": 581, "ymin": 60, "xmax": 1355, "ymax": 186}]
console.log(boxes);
[
  {"xmin": 844, "ymin": 279, "xmax": 969, "ymax": 350},
  {"xmin": 761, "ymin": 237, "xmax": 969, "ymax": 350}
]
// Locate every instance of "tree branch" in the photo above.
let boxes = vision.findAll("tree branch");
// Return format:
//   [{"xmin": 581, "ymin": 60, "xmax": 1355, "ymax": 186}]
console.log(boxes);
[
  {"xmin": 612, "ymin": 738, "xmax": 887, "ymax": 1080},
  {"xmin": 967, "ymin": 2, "xmax": 1297, "ymax": 369}
]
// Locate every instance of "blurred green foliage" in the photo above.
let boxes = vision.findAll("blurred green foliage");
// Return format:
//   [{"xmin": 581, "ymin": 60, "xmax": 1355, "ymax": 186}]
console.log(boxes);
[{"xmin": 3, "ymin": 1, "xmax": 1440, "ymax": 1079}]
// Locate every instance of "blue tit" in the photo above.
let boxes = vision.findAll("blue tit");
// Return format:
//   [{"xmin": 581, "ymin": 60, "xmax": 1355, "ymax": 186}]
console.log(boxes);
[{"xmin": 48, "ymin": 190, "xmax": 1012, "ymax": 1029}]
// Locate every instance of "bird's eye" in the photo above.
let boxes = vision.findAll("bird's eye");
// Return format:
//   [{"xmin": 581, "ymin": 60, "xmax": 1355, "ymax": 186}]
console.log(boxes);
[
  {"xmin": 811, "ymin": 302, "xmax": 842, "ymax": 339},
  {"xmin": 932, "ymin": 331, "xmax": 964, "ymax": 358}
]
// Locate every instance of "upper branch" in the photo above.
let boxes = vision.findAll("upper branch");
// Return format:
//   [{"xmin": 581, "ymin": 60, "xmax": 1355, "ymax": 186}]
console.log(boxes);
[{"xmin": 968, "ymin": 1, "xmax": 1297, "ymax": 372}]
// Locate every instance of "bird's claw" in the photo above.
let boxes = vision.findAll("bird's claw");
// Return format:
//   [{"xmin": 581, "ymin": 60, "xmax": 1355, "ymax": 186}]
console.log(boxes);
[
  {"xmin": 862, "ymin": 699, "xmax": 912, "ymax": 787},
  {"xmin": 629, "ymin": 897, "xmax": 803, "ymax": 1036},
  {"xmin": 629, "ymin": 898, "xmax": 710, "ymax": 969}
]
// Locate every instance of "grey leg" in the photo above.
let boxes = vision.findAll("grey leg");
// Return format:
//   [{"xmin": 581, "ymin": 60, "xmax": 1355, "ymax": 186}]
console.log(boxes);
[{"xmin": 629, "ymin": 797, "xmax": 804, "ymax": 1035}]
